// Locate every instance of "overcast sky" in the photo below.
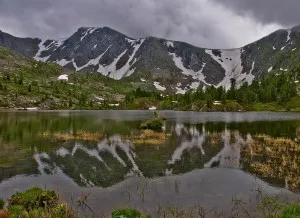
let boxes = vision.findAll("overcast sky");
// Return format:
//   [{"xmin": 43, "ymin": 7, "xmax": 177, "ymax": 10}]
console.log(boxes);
[{"xmin": 0, "ymin": 0, "xmax": 298, "ymax": 49}]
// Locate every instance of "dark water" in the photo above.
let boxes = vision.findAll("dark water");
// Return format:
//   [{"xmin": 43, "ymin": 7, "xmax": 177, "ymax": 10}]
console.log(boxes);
[{"xmin": 0, "ymin": 111, "xmax": 300, "ymax": 216}]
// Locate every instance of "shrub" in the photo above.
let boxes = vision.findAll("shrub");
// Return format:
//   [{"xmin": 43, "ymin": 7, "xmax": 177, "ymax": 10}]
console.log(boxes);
[
  {"xmin": 140, "ymin": 119, "xmax": 163, "ymax": 132},
  {"xmin": 0, "ymin": 198, "xmax": 5, "ymax": 209},
  {"xmin": 111, "ymin": 207, "xmax": 147, "ymax": 218},
  {"xmin": 9, "ymin": 187, "xmax": 58, "ymax": 211},
  {"xmin": 50, "ymin": 203, "xmax": 74, "ymax": 218},
  {"xmin": 7, "ymin": 205, "xmax": 26, "ymax": 218}
]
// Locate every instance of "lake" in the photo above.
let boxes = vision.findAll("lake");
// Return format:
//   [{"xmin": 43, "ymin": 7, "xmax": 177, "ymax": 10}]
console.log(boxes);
[{"xmin": 0, "ymin": 110, "xmax": 300, "ymax": 217}]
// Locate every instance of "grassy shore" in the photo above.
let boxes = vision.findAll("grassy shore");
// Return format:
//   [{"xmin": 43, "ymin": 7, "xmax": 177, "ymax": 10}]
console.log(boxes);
[{"xmin": 1, "ymin": 187, "xmax": 300, "ymax": 217}]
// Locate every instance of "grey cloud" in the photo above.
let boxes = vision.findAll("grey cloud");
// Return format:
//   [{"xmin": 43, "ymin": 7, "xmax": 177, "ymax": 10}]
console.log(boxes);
[
  {"xmin": 213, "ymin": 0, "xmax": 300, "ymax": 27},
  {"xmin": 0, "ymin": 0, "xmax": 292, "ymax": 48}
]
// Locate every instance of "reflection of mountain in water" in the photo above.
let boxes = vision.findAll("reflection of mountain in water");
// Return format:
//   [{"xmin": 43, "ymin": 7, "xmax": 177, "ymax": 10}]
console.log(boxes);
[
  {"xmin": 36, "ymin": 136, "xmax": 142, "ymax": 187},
  {"xmin": 33, "ymin": 123, "xmax": 258, "ymax": 188}
]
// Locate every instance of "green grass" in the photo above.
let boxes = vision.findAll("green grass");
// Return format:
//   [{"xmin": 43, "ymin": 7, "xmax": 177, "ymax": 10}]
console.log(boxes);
[
  {"xmin": 0, "ymin": 45, "xmax": 136, "ymax": 110},
  {"xmin": 253, "ymin": 96, "xmax": 300, "ymax": 112},
  {"xmin": 280, "ymin": 205, "xmax": 300, "ymax": 218}
]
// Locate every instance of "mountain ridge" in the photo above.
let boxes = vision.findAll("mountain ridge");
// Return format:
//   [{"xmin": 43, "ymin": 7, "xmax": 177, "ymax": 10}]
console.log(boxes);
[{"xmin": 0, "ymin": 25, "xmax": 300, "ymax": 93}]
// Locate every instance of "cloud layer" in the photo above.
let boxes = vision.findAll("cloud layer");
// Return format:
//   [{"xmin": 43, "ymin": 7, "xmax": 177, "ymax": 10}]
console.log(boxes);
[{"xmin": 0, "ymin": 0, "xmax": 292, "ymax": 48}]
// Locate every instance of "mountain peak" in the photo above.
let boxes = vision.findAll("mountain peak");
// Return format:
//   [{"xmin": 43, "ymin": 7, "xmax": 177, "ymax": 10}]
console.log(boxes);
[{"xmin": 1, "ymin": 25, "xmax": 299, "ymax": 94}]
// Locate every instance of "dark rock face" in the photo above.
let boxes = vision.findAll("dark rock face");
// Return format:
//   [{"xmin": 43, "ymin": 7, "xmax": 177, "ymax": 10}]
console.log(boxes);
[
  {"xmin": 0, "ymin": 30, "xmax": 4, "ymax": 44},
  {"xmin": 0, "ymin": 31, "xmax": 40, "ymax": 57},
  {"xmin": 0, "ymin": 26, "xmax": 300, "ymax": 93}
]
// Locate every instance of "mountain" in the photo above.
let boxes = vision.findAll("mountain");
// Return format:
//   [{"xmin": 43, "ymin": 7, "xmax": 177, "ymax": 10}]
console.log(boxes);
[
  {"xmin": 1, "ymin": 26, "xmax": 300, "ymax": 93},
  {"xmin": 0, "ymin": 45, "xmax": 133, "ymax": 109}
]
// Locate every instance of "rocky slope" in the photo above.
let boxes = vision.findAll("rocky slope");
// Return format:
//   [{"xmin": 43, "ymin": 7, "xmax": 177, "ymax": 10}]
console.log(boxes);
[{"xmin": 1, "ymin": 26, "xmax": 300, "ymax": 93}]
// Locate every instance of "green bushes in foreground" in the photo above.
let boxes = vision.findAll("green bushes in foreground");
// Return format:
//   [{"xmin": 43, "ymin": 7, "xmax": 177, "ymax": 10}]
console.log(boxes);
[
  {"xmin": 111, "ymin": 208, "xmax": 148, "ymax": 218},
  {"xmin": 1, "ymin": 187, "xmax": 300, "ymax": 217},
  {"xmin": 0, "ymin": 187, "xmax": 74, "ymax": 218}
]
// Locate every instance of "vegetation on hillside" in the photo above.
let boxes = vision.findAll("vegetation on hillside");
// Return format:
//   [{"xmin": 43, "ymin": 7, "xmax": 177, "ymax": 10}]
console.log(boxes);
[
  {"xmin": 124, "ymin": 71, "xmax": 300, "ymax": 112},
  {"xmin": 0, "ymin": 46, "xmax": 134, "ymax": 110},
  {"xmin": 0, "ymin": 45, "xmax": 300, "ymax": 111}
]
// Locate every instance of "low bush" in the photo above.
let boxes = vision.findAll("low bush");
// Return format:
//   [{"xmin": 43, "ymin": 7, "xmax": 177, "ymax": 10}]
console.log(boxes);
[
  {"xmin": 9, "ymin": 187, "xmax": 58, "ymax": 211},
  {"xmin": 111, "ymin": 207, "xmax": 148, "ymax": 218}
]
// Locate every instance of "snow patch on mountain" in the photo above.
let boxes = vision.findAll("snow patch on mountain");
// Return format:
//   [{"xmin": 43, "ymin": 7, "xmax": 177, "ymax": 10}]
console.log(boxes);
[
  {"xmin": 35, "ymin": 38, "xmax": 64, "ymax": 61},
  {"xmin": 55, "ymin": 59, "xmax": 71, "ymax": 66},
  {"xmin": 175, "ymin": 87, "xmax": 188, "ymax": 94},
  {"xmin": 280, "ymin": 68, "xmax": 288, "ymax": 72},
  {"xmin": 126, "ymin": 68, "xmax": 136, "ymax": 77},
  {"xmin": 34, "ymin": 39, "xmax": 50, "ymax": 62},
  {"xmin": 58, "ymin": 74, "xmax": 68, "ymax": 81},
  {"xmin": 97, "ymin": 49, "xmax": 128, "ymax": 78},
  {"xmin": 166, "ymin": 41, "xmax": 174, "ymax": 47},
  {"xmin": 154, "ymin": 82, "xmax": 166, "ymax": 91},
  {"xmin": 80, "ymin": 28, "xmax": 97, "ymax": 41},
  {"xmin": 75, "ymin": 45, "xmax": 112, "ymax": 71},
  {"xmin": 205, "ymin": 49, "xmax": 245, "ymax": 90},
  {"xmin": 97, "ymin": 39, "xmax": 144, "ymax": 79},
  {"xmin": 53, "ymin": 40, "xmax": 64, "ymax": 50},
  {"xmin": 268, "ymin": 66, "xmax": 273, "ymax": 72},
  {"xmin": 125, "ymin": 38, "xmax": 136, "ymax": 45},
  {"xmin": 287, "ymin": 29, "xmax": 292, "ymax": 42},
  {"xmin": 115, "ymin": 39, "xmax": 144, "ymax": 78},
  {"xmin": 169, "ymin": 52, "xmax": 207, "ymax": 86},
  {"xmin": 235, "ymin": 62, "xmax": 255, "ymax": 87}
]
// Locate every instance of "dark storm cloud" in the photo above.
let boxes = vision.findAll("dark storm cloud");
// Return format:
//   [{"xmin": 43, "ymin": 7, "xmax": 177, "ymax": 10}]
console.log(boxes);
[
  {"xmin": 214, "ymin": 0, "xmax": 300, "ymax": 27},
  {"xmin": 0, "ymin": 0, "xmax": 290, "ymax": 48}
]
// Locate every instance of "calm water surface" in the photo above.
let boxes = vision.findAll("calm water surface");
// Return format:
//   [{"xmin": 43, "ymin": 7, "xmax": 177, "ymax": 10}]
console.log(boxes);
[{"xmin": 0, "ymin": 111, "xmax": 300, "ymax": 216}]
